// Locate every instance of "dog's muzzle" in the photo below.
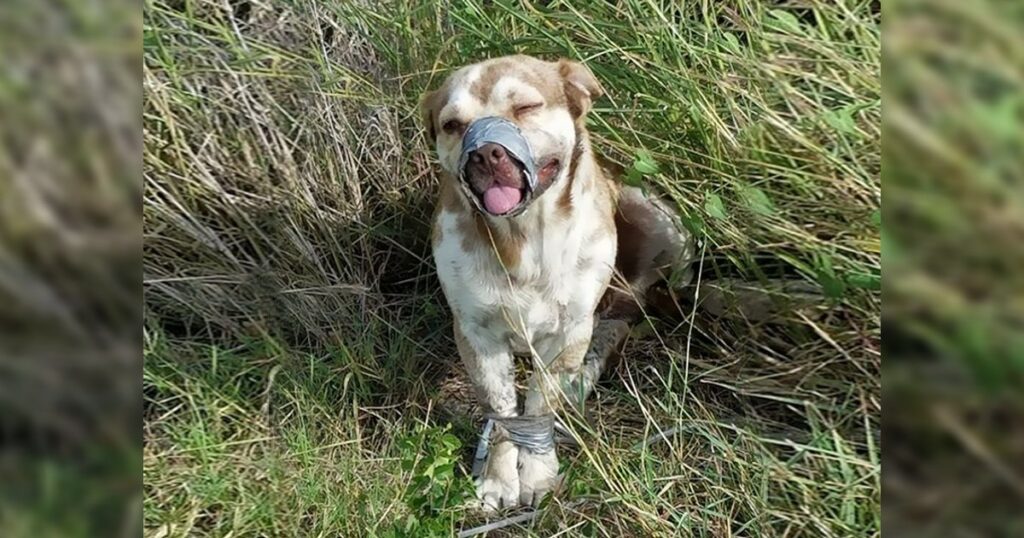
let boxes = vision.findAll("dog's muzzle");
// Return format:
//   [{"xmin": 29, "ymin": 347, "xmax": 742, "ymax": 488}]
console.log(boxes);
[{"xmin": 457, "ymin": 116, "xmax": 539, "ymax": 217}]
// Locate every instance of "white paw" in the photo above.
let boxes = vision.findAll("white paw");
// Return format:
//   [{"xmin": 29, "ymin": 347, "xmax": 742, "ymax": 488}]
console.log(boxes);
[
  {"xmin": 518, "ymin": 449, "xmax": 559, "ymax": 506},
  {"xmin": 477, "ymin": 475, "xmax": 520, "ymax": 512},
  {"xmin": 477, "ymin": 442, "xmax": 520, "ymax": 511}
]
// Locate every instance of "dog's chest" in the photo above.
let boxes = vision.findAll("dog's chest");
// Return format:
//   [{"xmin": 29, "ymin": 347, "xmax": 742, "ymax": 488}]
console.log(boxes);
[{"xmin": 434, "ymin": 209, "xmax": 614, "ymax": 350}]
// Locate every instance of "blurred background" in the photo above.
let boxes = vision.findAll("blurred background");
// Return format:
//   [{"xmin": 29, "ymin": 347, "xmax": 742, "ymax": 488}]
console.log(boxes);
[
  {"xmin": 0, "ymin": 0, "xmax": 141, "ymax": 536},
  {"xmin": 0, "ymin": 0, "xmax": 1018, "ymax": 536},
  {"xmin": 884, "ymin": 0, "xmax": 1024, "ymax": 535}
]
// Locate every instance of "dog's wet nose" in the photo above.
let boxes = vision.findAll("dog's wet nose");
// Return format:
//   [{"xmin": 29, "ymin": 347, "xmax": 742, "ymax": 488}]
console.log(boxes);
[
  {"xmin": 464, "ymin": 141, "xmax": 524, "ymax": 194},
  {"xmin": 471, "ymin": 143, "xmax": 508, "ymax": 168}
]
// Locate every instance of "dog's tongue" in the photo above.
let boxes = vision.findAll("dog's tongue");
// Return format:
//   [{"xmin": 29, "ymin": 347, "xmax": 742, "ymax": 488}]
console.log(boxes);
[{"xmin": 482, "ymin": 185, "xmax": 522, "ymax": 214}]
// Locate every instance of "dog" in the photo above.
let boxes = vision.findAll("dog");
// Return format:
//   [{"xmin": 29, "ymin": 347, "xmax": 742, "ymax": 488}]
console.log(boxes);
[{"xmin": 421, "ymin": 55, "xmax": 691, "ymax": 510}]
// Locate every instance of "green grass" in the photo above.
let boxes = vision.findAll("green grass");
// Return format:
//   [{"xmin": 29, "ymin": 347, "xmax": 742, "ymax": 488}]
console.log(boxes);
[{"xmin": 143, "ymin": 0, "xmax": 880, "ymax": 536}]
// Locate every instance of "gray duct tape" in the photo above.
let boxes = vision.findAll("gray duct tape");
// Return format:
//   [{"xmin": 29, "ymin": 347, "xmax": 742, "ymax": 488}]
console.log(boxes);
[
  {"xmin": 494, "ymin": 414, "xmax": 556, "ymax": 455},
  {"xmin": 470, "ymin": 414, "xmax": 556, "ymax": 478},
  {"xmin": 457, "ymin": 116, "xmax": 539, "ymax": 192},
  {"xmin": 470, "ymin": 418, "xmax": 495, "ymax": 479}
]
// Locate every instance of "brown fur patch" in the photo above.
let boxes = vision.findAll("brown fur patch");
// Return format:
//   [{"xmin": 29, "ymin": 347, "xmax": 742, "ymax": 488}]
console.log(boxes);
[
  {"xmin": 468, "ymin": 61, "xmax": 506, "ymax": 104},
  {"xmin": 557, "ymin": 126, "xmax": 588, "ymax": 216},
  {"xmin": 432, "ymin": 179, "xmax": 463, "ymax": 249},
  {"xmin": 612, "ymin": 197, "xmax": 650, "ymax": 283},
  {"xmin": 558, "ymin": 59, "xmax": 603, "ymax": 119},
  {"xmin": 557, "ymin": 174, "xmax": 574, "ymax": 216},
  {"xmin": 420, "ymin": 84, "xmax": 453, "ymax": 145},
  {"xmin": 470, "ymin": 56, "xmax": 569, "ymax": 111},
  {"xmin": 432, "ymin": 219, "xmax": 443, "ymax": 249},
  {"xmin": 520, "ymin": 61, "xmax": 569, "ymax": 108},
  {"xmin": 440, "ymin": 176, "xmax": 462, "ymax": 212}
]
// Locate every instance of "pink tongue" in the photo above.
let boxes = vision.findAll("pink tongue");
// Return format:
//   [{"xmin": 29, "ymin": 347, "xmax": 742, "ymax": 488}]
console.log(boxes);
[{"xmin": 482, "ymin": 185, "xmax": 522, "ymax": 214}]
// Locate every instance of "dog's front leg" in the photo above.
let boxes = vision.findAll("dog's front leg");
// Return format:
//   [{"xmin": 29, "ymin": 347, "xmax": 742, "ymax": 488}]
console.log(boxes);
[
  {"xmin": 518, "ymin": 319, "xmax": 595, "ymax": 506},
  {"xmin": 454, "ymin": 324, "xmax": 520, "ymax": 510}
]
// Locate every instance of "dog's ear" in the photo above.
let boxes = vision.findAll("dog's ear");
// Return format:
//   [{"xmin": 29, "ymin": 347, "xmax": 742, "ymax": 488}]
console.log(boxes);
[
  {"xmin": 558, "ymin": 59, "xmax": 604, "ymax": 119},
  {"xmin": 420, "ymin": 89, "xmax": 442, "ymax": 146}
]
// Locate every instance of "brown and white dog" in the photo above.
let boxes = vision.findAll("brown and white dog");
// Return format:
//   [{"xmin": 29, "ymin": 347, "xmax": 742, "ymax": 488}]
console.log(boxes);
[{"xmin": 422, "ymin": 55, "xmax": 691, "ymax": 510}]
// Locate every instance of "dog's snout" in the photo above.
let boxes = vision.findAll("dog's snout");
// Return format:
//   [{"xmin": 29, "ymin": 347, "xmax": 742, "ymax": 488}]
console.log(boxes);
[
  {"xmin": 463, "ymin": 141, "xmax": 525, "ymax": 194},
  {"xmin": 486, "ymin": 144, "xmax": 507, "ymax": 164},
  {"xmin": 470, "ymin": 143, "xmax": 508, "ymax": 168}
]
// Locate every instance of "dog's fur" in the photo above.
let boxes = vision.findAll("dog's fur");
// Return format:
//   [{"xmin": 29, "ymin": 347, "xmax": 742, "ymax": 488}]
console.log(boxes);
[{"xmin": 422, "ymin": 55, "xmax": 690, "ymax": 510}]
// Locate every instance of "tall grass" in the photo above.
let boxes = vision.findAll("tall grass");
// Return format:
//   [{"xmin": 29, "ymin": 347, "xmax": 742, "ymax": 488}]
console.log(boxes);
[{"xmin": 144, "ymin": 1, "xmax": 880, "ymax": 536}]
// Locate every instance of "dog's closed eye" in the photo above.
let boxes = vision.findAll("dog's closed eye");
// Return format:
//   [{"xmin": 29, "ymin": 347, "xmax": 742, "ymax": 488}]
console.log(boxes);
[
  {"xmin": 514, "ymin": 102, "xmax": 543, "ymax": 117},
  {"xmin": 442, "ymin": 119, "xmax": 465, "ymax": 134}
]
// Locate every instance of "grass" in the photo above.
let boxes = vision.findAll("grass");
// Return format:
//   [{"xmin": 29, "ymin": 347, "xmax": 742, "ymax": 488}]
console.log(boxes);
[{"xmin": 143, "ymin": 0, "xmax": 880, "ymax": 536}]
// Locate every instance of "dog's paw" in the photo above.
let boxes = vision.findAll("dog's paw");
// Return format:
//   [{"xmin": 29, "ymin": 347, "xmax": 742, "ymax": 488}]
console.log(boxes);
[
  {"xmin": 518, "ymin": 450, "xmax": 559, "ymax": 506},
  {"xmin": 477, "ymin": 474, "xmax": 520, "ymax": 512},
  {"xmin": 477, "ymin": 442, "xmax": 520, "ymax": 511}
]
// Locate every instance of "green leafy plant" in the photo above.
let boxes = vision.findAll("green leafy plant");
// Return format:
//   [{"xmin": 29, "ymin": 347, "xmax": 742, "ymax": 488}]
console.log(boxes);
[
  {"xmin": 389, "ymin": 424, "xmax": 472, "ymax": 538},
  {"xmin": 623, "ymin": 149, "xmax": 660, "ymax": 187},
  {"xmin": 705, "ymin": 192, "xmax": 728, "ymax": 220}
]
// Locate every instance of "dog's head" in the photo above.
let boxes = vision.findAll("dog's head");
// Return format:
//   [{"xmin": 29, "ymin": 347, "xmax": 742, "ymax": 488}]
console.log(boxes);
[{"xmin": 421, "ymin": 55, "xmax": 603, "ymax": 217}]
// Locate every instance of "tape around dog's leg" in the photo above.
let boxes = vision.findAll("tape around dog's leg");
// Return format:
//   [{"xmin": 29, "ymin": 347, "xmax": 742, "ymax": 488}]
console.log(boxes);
[
  {"xmin": 487, "ymin": 414, "xmax": 556, "ymax": 455},
  {"xmin": 471, "ymin": 418, "xmax": 495, "ymax": 479},
  {"xmin": 471, "ymin": 321, "xmax": 627, "ymax": 467},
  {"xmin": 472, "ymin": 415, "xmax": 555, "ymax": 478}
]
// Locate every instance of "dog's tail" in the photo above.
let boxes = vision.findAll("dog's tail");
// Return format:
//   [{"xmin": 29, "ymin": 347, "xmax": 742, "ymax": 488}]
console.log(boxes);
[{"xmin": 592, "ymin": 185, "xmax": 827, "ymax": 361}]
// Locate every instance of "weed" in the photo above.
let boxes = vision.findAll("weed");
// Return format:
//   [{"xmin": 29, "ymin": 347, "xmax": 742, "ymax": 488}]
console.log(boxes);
[{"xmin": 390, "ymin": 425, "xmax": 473, "ymax": 537}]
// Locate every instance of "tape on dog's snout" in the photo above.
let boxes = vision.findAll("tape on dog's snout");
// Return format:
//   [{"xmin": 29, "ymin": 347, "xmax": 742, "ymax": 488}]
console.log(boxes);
[{"xmin": 457, "ymin": 116, "xmax": 540, "ymax": 194}]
